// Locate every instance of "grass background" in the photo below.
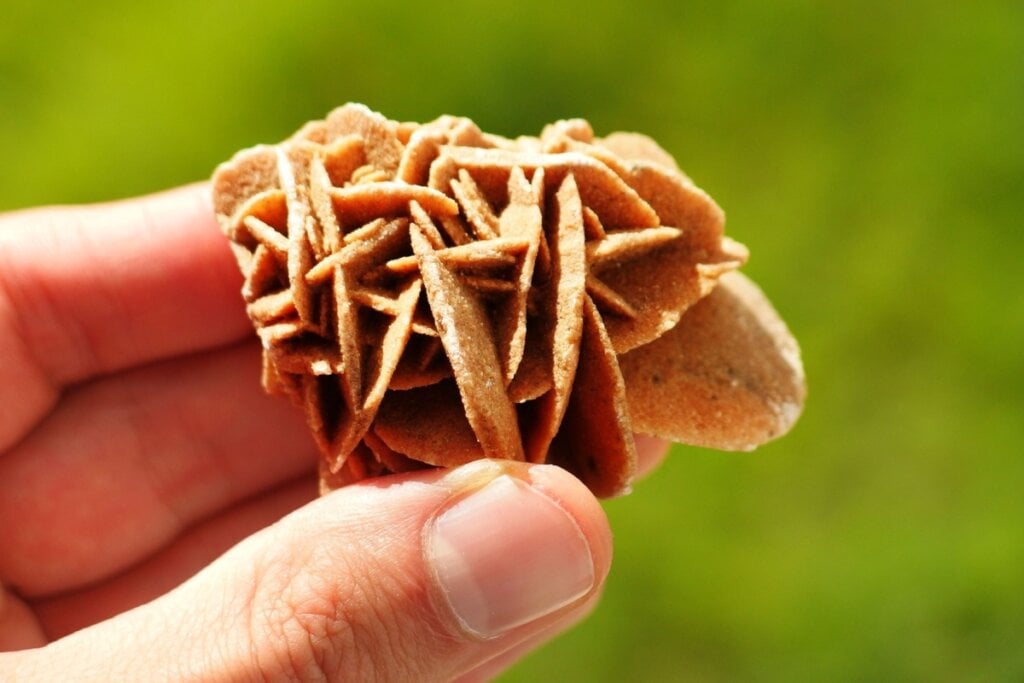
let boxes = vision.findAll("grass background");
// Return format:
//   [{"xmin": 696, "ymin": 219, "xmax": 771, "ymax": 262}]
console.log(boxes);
[{"xmin": 3, "ymin": 1, "xmax": 1022, "ymax": 680}]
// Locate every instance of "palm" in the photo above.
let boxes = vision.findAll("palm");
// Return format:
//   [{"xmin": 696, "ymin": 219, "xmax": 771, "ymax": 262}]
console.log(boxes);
[{"xmin": 0, "ymin": 185, "xmax": 315, "ymax": 648}]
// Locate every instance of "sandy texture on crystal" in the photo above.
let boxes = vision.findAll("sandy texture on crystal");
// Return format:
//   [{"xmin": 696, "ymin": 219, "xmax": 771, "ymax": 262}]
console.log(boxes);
[{"xmin": 212, "ymin": 104, "xmax": 805, "ymax": 497}]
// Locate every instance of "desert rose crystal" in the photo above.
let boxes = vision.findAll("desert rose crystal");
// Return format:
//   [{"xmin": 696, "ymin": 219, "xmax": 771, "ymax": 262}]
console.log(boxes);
[{"xmin": 212, "ymin": 104, "xmax": 805, "ymax": 497}]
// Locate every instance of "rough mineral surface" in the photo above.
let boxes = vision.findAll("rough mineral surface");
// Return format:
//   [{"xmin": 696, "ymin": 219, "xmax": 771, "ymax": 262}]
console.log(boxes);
[{"xmin": 212, "ymin": 104, "xmax": 805, "ymax": 497}]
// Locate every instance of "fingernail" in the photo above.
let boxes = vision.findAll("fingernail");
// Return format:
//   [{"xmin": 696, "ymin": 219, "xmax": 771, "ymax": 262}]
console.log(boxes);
[{"xmin": 426, "ymin": 474, "xmax": 595, "ymax": 639}]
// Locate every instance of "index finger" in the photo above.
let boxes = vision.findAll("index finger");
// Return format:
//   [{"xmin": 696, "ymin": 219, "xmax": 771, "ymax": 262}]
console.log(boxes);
[{"xmin": 0, "ymin": 183, "xmax": 251, "ymax": 451}]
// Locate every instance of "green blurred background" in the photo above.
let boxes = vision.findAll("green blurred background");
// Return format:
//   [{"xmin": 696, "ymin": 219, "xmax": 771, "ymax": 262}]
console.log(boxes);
[{"xmin": 3, "ymin": 0, "xmax": 1022, "ymax": 680}]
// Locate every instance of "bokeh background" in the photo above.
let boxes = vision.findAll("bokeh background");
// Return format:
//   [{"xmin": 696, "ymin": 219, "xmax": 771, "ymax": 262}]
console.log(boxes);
[{"xmin": 3, "ymin": 1, "xmax": 1022, "ymax": 680}]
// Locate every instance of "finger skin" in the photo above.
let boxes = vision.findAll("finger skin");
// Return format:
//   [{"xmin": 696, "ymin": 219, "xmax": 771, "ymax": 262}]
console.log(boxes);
[
  {"xmin": 0, "ymin": 343, "xmax": 312, "ymax": 596},
  {"xmin": 30, "ymin": 477, "xmax": 316, "ymax": 641},
  {"xmin": 454, "ymin": 436, "xmax": 667, "ymax": 683},
  {"xmin": 634, "ymin": 434, "xmax": 671, "ymax": 479},
  {"xmin": 0, "ymin": 588, "xmax": 44, "ymax": 652},
  {"xmin": 0, "ymin": 183, "xmax": 249, "ymax": 451},
  {"xmin": 0, "ymin": 462, "xmax": 612, "ymax": 682},
  {"xmin": 24, "ymin": 443, "xmax": 667, "ymax": 644}
]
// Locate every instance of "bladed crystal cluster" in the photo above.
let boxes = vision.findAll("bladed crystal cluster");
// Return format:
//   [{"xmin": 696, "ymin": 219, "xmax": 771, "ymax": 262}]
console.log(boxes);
[{"xmin": 212, "ymin": 104, "xmax": 805, "ymax": 497}]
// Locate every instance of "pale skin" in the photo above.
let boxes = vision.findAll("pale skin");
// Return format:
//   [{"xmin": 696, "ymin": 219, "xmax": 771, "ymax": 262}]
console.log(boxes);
[{"xmin": 0, "ymin": 184, "xmax": 669, "ymax": 681}]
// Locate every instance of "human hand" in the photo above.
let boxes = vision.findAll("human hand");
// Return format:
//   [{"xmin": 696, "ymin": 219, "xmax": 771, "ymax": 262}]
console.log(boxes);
[{"xmin": 0, "ymin": 184, "xmax": 669, "ymax": 681}]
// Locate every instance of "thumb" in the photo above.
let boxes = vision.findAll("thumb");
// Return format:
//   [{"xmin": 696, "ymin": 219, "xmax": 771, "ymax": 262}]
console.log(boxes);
[{"xmin": 7, "ymin": 460, "xmax": 611, "ymax": 681}]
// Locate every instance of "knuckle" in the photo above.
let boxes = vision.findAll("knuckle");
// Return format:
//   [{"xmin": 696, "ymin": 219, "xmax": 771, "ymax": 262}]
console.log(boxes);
[{"xmin": 245, "ymin": 541, "xmax": 443, "ymax": 681}]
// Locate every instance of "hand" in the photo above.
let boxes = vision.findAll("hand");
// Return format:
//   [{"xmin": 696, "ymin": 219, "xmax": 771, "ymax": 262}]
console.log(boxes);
[{"xmin": 0, "ymin": 185, "xmax": 669, "ymax": 681}]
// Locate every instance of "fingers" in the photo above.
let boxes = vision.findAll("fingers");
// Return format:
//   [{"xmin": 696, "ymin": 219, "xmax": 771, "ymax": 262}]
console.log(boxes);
[
  {"xmin": 0, "ymin": 343, "xmax": 313, "ymax": 596},
  {"xmin": 1, "ymin": 461, "xmax": 612, "ymax": 682},
  {"xmin": 634, "ymin": 434, "xmax": 671, "ymax": 478},
  {"xmin": 0, "ymin": 333, "xmax": 669, "ymax": 601},
  {"xmin": 0, "ymin": 184, "xmax": 249, "ymax": 451},
  {"xmin": 0, "ymin": 587, "xmax": 44, "ymax": 652},
  {"xmin": 31, "ymin": 477, "xmax": 316, "ymax": 640}
]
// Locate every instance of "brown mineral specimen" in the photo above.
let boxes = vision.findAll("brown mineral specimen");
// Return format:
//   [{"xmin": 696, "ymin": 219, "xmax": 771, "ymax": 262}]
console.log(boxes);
[{"xmin": 212, "ymin": 104, "xmax": 805, "ymax": 497}]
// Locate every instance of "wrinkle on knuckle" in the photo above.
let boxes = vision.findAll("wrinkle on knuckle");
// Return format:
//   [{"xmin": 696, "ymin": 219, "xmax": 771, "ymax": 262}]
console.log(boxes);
[
  {"xmin": 244, "ymin": 554, "xmax": 319, "ymax": 682},
  {"xmin": 245, "ymin": 543, "xmax": 348, "ymax": 681},
  {"xmin": 246, "ymin": 539, "xmax": 440, "ymax": 681}
]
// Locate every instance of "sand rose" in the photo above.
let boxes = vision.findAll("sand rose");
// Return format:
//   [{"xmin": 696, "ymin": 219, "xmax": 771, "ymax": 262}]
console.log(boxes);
[{"xmin": 212, "ymin": 104, "xmax": 805, "ymax": 497}]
